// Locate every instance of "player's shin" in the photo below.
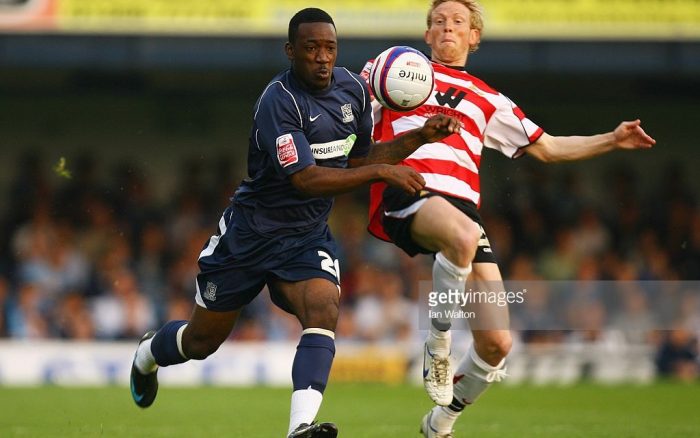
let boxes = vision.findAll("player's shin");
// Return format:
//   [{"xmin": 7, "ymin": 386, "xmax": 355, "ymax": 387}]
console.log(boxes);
[
  {"xmin": 149, "ymin": 320, "xmax": 190, "ymax": 367},
  {"xmin": 288, "ymin": 328, "xmax": 336, "ymax": 435}
]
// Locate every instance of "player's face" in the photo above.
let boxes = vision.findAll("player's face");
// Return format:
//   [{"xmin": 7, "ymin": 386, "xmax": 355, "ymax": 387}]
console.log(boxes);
[
  {"xmin": 286, "ymin": 22, "xmax": 337, "ymax": 90},
  {"xmin": 425, "ymin": 1, "xmax": 480, "ymax": 67}
]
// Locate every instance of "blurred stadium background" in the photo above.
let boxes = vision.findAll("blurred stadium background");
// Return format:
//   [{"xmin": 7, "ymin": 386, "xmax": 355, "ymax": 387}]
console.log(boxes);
[{"xmin": 1, "ymin": 0, "xmax": 699, "ymax": 436}]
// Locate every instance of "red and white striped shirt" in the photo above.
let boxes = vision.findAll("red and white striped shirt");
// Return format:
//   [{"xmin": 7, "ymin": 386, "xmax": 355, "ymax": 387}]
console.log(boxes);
[{"xmin": 360, "ymin": 60, "xmax": 543, "ymax": 241}]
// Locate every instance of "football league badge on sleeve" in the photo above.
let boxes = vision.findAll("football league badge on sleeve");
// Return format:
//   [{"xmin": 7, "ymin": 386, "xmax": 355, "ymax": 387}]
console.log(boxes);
[{"xmin": 276, "ymin": 133, "xmax": 299, "ymax": 168}]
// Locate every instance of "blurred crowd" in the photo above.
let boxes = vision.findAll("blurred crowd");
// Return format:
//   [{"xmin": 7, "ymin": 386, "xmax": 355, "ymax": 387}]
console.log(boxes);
[{"xmin": 0, "ymin": 151, "xmax": 698, "ymax": 381}]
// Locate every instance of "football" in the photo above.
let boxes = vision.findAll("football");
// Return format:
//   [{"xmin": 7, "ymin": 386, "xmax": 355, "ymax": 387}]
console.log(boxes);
[{"xmin": 368, "ymin": 46, "xmax": 434, "ymax": 112}]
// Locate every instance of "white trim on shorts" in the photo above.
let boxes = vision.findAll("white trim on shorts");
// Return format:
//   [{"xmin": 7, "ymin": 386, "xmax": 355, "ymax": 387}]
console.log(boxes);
[
  {"xmin": 383, "ymin": 197, "xmax": 429, "ymax": 219},
  {"xmin": 194, "ymin": 281, "xmax": 207, "ymax": 309}
]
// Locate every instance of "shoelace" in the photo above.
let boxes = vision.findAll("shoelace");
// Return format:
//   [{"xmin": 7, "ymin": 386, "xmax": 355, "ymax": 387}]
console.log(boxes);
[
  {"xmin": 485, "ymin": 367, "xmax": 508, "ymax": 383},
  {"xmin": 432, "ymin": 357, "xmax": 450, "ymax": 385}
]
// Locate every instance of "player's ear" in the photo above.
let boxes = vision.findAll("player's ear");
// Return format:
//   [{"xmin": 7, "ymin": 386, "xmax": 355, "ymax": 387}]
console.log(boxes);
[
  {"xmin": 424, "ymin": 29, "xmax": 431, "ymax": 46},
  {"xmin": 284, "ymin": 42, "xmax": 294, "ymax": 61},
  {"xmin": 468, "ymin": 29, "xmax": 481, "ymax": 47}
]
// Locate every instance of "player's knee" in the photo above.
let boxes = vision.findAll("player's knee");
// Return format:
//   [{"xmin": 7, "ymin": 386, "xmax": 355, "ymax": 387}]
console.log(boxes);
[
  {"xmin": 303, "ymin": 297, "xmax": 339, "ymax": 331},
  {"xmin": 497, "ymin": 334, "xmax": 513, "ymax": 359},
  {"xmin": 477, "ymin": 332, "xmax": 512, "ymax": 363},
  {"xmin": 446, "ymin": 222, "xmax": 480, "ymax": 266}
]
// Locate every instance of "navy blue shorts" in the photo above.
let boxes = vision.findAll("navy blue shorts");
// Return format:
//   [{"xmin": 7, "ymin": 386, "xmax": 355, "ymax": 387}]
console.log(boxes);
[{"xmin": 195, "ymin": 204, "xmax": 340, "ymax": 312}]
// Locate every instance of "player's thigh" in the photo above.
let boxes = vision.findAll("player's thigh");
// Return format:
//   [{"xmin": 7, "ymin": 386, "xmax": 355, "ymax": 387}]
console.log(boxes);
[
  {"xmin": 182, "ymin": 304, "xmax": 241, "ymax": 352},
  {"xmin": 268, "ymin": 277, "xmax": 340, "ymax": 331},
  {"xmin": 465, "ymin": 263, "xmax": 510, "ymax": 332},
  {"xmin": 410, "ymin": 196, "xmax": 479, "ymax": 254}
]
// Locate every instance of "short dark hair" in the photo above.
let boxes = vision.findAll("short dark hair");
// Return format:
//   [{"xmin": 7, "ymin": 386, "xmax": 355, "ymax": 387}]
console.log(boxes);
[{"xmin": 288, "ymin": 8, "xmax": 335, "ymax": 44}]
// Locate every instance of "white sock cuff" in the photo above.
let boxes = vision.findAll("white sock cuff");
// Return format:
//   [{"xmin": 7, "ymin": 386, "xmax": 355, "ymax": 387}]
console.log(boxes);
[
  {"xmin": 292, "ymin": 387, "xmax": 323, "ymax": 398},
  {"xmin": 469, "ymin": 344, "xmax": 505, "ymax": 372},
  {"xmin": 176, "ymin": 323, "xmax": 189, "ymax": 359},
  {"xmin": 302, "ymin": 328, "xmax": 335, "ymax": 340},
  {"xmin": 435, "ymin": 252, "xmax": 472, "ymax": 281}
]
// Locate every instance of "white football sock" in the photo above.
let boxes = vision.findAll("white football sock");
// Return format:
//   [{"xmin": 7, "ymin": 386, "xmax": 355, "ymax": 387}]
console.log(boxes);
[
  {"xmin": 134, "ymin": 337, "xmax": 158, "ymax": 374},
  {"xmin": 431, "ymin": 252, "xmax": 471, "ymax": 331},
  {"xmin": 454, "ymin": 343, "xmax": 507, "ymax": 405},
  {"xmin": 288, "ymin": 388, "xmax": 323, "ymax": 435},
  {"xmin": 427, "ymin": 325, "xmax": 452, "ymax": 358},
  {"xmin": 430, "ymin": 405, "xmax": 461, "ymax": 434}
]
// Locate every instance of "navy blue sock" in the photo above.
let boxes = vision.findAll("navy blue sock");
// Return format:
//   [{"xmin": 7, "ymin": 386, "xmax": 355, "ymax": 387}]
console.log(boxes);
[
  {"xmin": 150, "ymin": 320, "xmax": 189, "ymax": 367},
  {"xmin": 292, "ymin": 332, "xmax": 336, "ymax": 393}
]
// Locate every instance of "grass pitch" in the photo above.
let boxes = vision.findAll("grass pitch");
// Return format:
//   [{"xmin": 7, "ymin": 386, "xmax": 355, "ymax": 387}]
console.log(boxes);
[{"xmin": 0, "ymin": 383, "xmax": 698, "ymax": 437}]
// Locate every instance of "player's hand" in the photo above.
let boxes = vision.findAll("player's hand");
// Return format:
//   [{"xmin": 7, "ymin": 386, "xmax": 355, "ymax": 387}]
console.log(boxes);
[
  {"xmin": 419, "ymin": 115, "xmax": 461, "ymax": 143},
  {"xmin": 380, "ymin": 165, "xmax": 426, "ymax": 195},
  {"xmin": 614, "ymin": 119, "xmax": 656, "ymax": 150}
]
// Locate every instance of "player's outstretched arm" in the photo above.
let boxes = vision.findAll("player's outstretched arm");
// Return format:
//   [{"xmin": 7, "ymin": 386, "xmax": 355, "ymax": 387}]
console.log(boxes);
[
  {"xmin": 290, "ymin": 163, "xmax": 425, "ymax": 197},
  {"xmin": 351, "ymin": 114, "xmax": 461, "ymax": 167},
  {"xmin": 526, "ymin": 119, "xmax": 656, "ymax": 162}
]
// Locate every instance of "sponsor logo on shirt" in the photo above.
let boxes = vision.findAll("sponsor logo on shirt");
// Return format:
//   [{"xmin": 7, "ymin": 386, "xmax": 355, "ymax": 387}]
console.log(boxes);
[
  {"xmin": 310, "ymin": 134, "xmax": 357, "ymax": 160},
  {"xmin": 276, "ymin": 133, "xmax": 299, "ymax": 168}
]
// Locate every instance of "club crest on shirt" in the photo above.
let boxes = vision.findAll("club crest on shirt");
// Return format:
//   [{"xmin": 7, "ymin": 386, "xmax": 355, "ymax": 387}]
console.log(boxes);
[
  {"xmin": 341, "ymin": 103, "xmax": 354, "ymax": 123},
  {"xmin": 204, "ymin": 281, "xmax": 217, "ymax": 301},
  {"xmin": 276, "ymin": 133, "xmax": 299, "ymax": 168}
]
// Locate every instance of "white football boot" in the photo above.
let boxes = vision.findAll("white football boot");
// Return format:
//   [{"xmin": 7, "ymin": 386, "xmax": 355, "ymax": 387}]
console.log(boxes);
[{"xmin": 422, "ymin": 342, "xmax": 453, "ymax": 406}]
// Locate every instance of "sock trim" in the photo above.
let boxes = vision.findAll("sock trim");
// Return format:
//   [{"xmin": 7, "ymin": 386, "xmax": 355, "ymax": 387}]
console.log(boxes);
[
  {"xmin": 435, "ymin": 252, "xmax": 472, "ymax": 280},
  {"xmin": 176, "ymin": 323, "xmax": 189, "ymax": 359},
  {"xmin": 302, "ymin": 328, "xmax": 335, "ymax": 339},
  {"xmin": 431, "ymin": 318, "xmax": 451, "ymax": 331}
]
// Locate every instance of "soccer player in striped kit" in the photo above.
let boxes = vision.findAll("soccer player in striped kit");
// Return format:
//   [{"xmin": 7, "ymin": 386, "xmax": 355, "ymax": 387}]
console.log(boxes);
[
  {"xmin": 361, "ymin": 1, "xmax": 656, "ymax": 436},
  {"xmin": 129, "ymin": 7, "xmax": 461, "ymax": 438}
]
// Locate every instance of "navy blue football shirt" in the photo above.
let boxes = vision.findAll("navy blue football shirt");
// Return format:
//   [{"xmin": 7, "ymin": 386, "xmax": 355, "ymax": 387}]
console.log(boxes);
[{"xmin": 234, "ymin": 67, "xmax": 373, "ymax": 234}]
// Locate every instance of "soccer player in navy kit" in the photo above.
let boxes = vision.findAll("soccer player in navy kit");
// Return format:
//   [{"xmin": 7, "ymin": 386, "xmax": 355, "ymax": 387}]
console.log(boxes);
[{"xmin": 129, "ymin": 7, "xmax": 461, "ymax": 438}]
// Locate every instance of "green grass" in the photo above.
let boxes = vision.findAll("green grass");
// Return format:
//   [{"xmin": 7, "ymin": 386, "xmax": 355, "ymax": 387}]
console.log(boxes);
[{"xmin": 0, "ymin": 383, "xmax": 698, "ymax": 437}]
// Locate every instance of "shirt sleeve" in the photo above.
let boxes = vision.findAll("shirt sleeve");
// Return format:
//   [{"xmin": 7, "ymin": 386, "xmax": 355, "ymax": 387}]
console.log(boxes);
[
  {"xmin": 359, "ymin": 59, "xmax": 383, "ymax": 126},
  {"xmin": 483, "ymin": 95, "xmax": 544, "ymax": 159},
  {"xmin": 253, "ymin": 84, "xmax": 316, "ymax": 176}
]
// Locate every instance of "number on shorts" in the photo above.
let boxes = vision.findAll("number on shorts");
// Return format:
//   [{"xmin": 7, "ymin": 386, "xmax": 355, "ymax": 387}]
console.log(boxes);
[{"xmin": 318, "ymin": 250, "xmax": 340, "ymax": 280}]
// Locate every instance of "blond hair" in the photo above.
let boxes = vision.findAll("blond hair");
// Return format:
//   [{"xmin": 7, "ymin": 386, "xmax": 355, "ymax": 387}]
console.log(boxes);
[{"xmin": 426, "ymin": 0, "xmax": 484, "ymax": 53}]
